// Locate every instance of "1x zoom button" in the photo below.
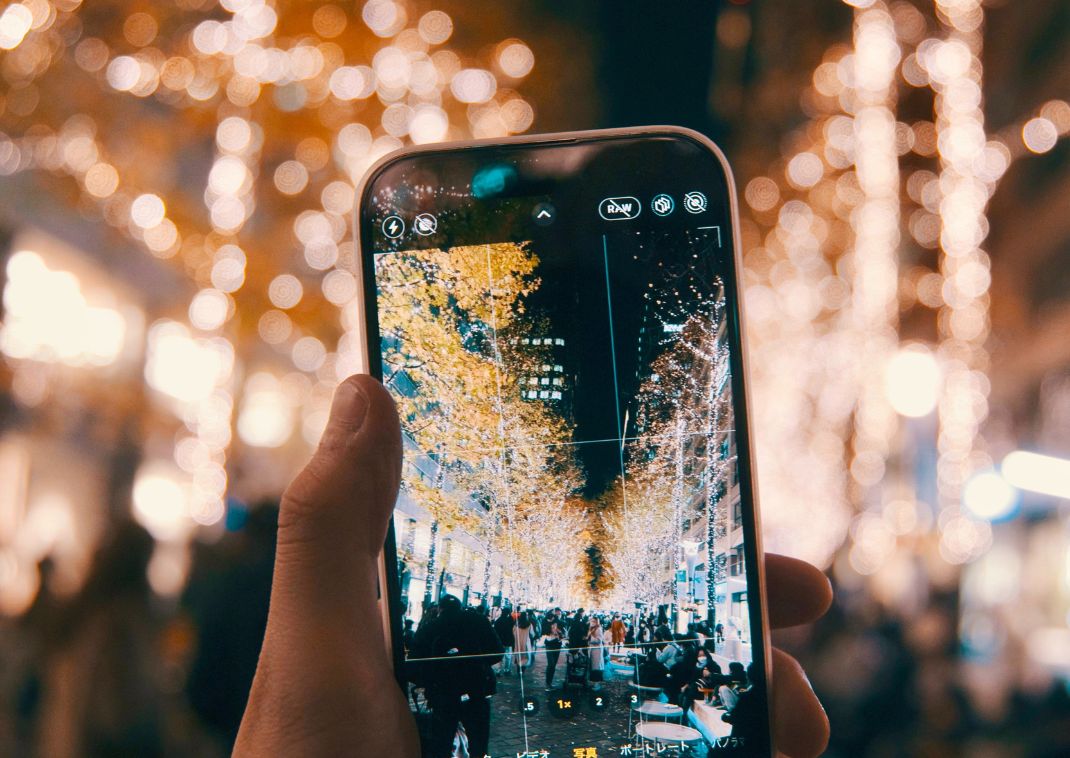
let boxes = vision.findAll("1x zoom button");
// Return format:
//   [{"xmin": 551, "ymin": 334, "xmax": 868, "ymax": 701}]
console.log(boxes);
[{"xmin": 598, "ymin": 196, "xmax": 641, "ymax": 220}]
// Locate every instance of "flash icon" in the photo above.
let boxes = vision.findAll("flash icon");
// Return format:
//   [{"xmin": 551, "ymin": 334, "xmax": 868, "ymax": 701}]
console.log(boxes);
[{"xmin": 382, "ymin": 215, "xmax": 405, "ymax": 239}]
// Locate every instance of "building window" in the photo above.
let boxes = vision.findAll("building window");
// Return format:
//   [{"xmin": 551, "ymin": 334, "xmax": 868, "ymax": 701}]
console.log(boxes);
[{"xmin": 730, "ymin": 545, "xmax": 745, "ymax": 576}]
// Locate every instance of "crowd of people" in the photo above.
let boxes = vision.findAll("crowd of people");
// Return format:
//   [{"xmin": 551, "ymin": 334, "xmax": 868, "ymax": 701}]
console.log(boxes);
[{"xmin": 401, "ymin": 598, "xmax": 758, "ymax": 757}]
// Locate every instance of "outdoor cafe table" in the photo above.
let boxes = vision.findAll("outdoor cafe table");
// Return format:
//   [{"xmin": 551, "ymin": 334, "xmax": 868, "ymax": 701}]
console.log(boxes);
[
  {"xmin": 632, "ymin": 700, "xmax": 684, "ymax": 721},
  {"xmin": 635, "ymin": 722, "xmax": 704, "ymax": 752}
]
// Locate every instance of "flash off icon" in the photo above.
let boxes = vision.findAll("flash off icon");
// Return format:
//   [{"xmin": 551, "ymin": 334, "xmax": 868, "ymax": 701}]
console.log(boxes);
[{"xmin": 651, "ymin": 193, "xmax": 674, "ymax": 216}]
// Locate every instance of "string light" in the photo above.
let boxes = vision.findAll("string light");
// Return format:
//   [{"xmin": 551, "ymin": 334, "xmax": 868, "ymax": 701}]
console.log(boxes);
[
  {"xmin": 928, "ymin": 0, "xmax": 994, "ymax": 564},
  {"xmin": 744, "ymin": 0, "xmax": 1066, "ymax": 572}
]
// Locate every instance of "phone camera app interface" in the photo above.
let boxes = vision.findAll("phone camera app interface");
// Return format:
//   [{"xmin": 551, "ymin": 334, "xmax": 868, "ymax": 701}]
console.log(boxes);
[{"xmin": 368, "ymin": 139, "xmax": 767, "ymax": 757}]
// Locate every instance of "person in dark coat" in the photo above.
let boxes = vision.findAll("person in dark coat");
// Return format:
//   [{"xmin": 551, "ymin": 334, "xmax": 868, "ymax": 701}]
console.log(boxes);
[
  {"xmin": 723, "ymin": 663, "xmax": 764, "ymax": 745},
  {"xmin": 492, "ymin": 608, "xmax": 515, "ymax": 675},
  {"xmin": 411, "ymin": 595, "xmax": 504, "ymax": 758}
]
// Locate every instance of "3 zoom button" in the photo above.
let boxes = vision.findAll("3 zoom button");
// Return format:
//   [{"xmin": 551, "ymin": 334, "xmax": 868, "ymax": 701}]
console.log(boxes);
[{"xmin": 598, "ymin": 196, "xmax": 641, "ymax": 220}]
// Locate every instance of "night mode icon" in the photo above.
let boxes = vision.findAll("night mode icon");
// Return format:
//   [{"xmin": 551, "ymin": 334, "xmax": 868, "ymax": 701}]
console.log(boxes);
[{"xmin": 414, "ymin": 213, "xmax": 438, "ymax": 235}]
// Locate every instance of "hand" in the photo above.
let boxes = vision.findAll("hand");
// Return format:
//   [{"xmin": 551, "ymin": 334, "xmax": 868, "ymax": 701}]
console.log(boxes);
[
  {"xmin": 236, "ymin": 375, "xmax": 831, "ymax": 757},
  {"xmin": 235, "ymin": 375, "xmax": 419, "ymax": 757}
]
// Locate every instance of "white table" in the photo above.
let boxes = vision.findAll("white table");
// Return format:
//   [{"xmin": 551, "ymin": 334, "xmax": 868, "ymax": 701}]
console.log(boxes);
[
  {"xmin": 633, "ymin": 700, "xmax": 684, "ymax": 720},
  {"xmin": 690, "ymin": 700, "xmax": 732, "ymax": 740},
  {"xmin": 628, "ymin": 683, "xmax": 664, "ymax": 694},
  {"xmin": 635, "ymin": 721, "xmax": 704, "ymax": 752}
]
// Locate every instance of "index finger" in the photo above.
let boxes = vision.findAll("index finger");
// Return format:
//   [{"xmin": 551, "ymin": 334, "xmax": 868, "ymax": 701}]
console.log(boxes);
[{"xmin": 765, "ymin": 553, "xmax": 832, "ymax": 629}]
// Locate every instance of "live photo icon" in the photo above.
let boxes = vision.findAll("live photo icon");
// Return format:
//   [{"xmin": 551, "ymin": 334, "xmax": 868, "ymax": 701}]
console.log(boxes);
[{"xmin": 651, "ymin": 193, "xmax": 674, "ymax": 216}]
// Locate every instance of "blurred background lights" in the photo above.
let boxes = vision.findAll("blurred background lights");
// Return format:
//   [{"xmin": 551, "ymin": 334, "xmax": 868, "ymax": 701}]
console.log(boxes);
[
  {"xmin": 237, "ymin": 372, "xmax": 294, "ymax": 448},
  {"xmin": 363, "ymin": 0, "xmax": 406, "ymax": 38},
  {"xmin": 132, "ymin": 462, "xmax": 192, "ymax": 542},
  {"xmin": 267, "ymin": 273, "xmax": 303, "ymax": 309},
  {"xmin": 451, "ymin": 68, "xmax": 497, "ymax": 103},
  {"xmin": 409, "ymin": 104, "xmax": 449, "ymax": 144},
  {"xmin": 786, "ymin": 151, "xmax": 824, "ymax": 188},
  {"xmin": 291, "ymin": 335, "xmax": 326, "ymax": 372},
  {"xmin": 417, "ymin": 9, "xmax": 453, "ymax": 45},
  {"xmin": 129, "ymin": 193, "xmax": 166, "ymax": 229},
  {"xmin": 188, "ymin": 288, "xmax": 230, "ymax": 331},
  {"xmin": 1, "ymin": 250, "xmax": 126, "ymax": 367},
  {"xmin": 885, "ymin": 345, "xmax": 940, "ymax": 417},
  {"xmin": 216, "ymin": 116, "xmax": 252, "ymax": 152},
  {"xmin": 1022, "ymin": 117, "xmax": 1058, "ymax": 154},
  {"xmin": 1001, "ymin": 451, "xmax": 1070, "ymax": 501},
  {"xmin": 209, "ymin": 156, "xmax": 250, "ymax": 195},
  {"xmin": 257, "ymin": 309, "xmax": 292, "ymax": 344},
  {"xmin": 0, "ymin": 4, "xmax": 33, "ymax": 50},
  {"xmin": 962, "ymin": 470, "xmax": 1017, "ymax": 522},
  {"xmin": 145, "ymin": 320, "xmax": 233, "ymax": 405},
  {"xmin": 322, "ymin": 269, "xmax": 357, "ymax": 305},
  {"xmin": 273, "ymin": 159, "xmax": 309, "ymax": 195},
  {"xmin": 496, "ymin": 40, "xmax": 535, "ymax": 79},
  {"xmin": 744, "ymin": 176, "xmax": 779, "ymax": 212}
]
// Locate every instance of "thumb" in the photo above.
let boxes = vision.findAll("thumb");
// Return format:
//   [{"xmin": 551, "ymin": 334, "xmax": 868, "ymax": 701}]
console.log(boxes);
[
  {"xmin": 270, "ymin": 373, "xmax": 401, "ymax": 632},
  {"xmin": 239, "ymin": 374, "xmax": 417, "ymax": 754}
]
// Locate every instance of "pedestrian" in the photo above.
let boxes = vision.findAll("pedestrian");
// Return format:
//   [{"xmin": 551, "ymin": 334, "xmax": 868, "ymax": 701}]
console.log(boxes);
[
  {"xmin": 493, "ymin": 607, "xmax": 515, "ymax": 675},
  {"xmin": 610, "ymin": 614, "xmax": 626, "ymax": 652},
  {"xmin": 587, "ymin": 617, "xmax": 606, "ymax": 691},
  {"xmin": 402, "ymin": 618, "xmax": 416, "ymax": 655},
  {"xmin": 410, "ymin": 594, "xmax": 503, "ymax": 758},
  {"xmin": 513, "ymin": 611, "xmax": 535, "ymax": 673},
  {"xmin": 567, "ymin": 608, "xmax": 588, "ymax": 651},
  {"xmin": 543, "ymin": 618, "xmax": 564, "ymax": 691}
]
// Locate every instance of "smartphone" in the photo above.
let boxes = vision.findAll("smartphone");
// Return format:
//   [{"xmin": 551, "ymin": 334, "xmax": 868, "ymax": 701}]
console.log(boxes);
[{"xmin": 356, "ymin": 127, "xmax": 772, "ymax": 758}]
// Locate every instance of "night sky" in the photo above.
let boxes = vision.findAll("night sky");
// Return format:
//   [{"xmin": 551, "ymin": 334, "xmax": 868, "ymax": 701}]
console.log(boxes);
[{"xmin": 519, "ymin": 232, "xmax": 654, "ymax": 498}]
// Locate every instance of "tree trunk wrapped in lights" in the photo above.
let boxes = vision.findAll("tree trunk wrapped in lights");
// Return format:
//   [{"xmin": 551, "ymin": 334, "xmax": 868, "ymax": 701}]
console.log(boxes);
[{"xmin": 601, "ymin": 282, "xmax": 736, "ymax": 622}]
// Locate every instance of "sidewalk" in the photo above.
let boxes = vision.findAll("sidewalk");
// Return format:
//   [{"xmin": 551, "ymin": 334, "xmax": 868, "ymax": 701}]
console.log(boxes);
[{"xmin": 485, "ymin": 645, "xmax": 635, "ymax": 757}]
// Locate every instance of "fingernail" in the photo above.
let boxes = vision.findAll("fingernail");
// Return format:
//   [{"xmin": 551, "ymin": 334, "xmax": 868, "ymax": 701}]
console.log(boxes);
[{"xmin": 331, "ymin": 380, "xmax": 369, "ymax": 428}]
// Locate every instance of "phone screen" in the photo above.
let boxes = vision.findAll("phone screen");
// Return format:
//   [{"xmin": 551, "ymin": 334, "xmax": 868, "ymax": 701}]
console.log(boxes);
[{"xmin": 359, "ymin": 131, "xmax": 771, "ymax": 757}]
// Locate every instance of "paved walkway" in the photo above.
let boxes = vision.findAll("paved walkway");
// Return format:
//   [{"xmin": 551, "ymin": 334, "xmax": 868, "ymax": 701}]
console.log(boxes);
[
  {"xmin": 482, "ymin": 646, "xmax": 710, "ymax": 758},
  {"xmin": 486, "ymin": 646, "xmax": 633, "ymax": 757}
]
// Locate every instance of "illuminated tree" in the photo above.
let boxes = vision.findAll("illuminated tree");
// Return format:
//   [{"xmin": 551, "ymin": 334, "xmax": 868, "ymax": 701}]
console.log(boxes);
[
  {"xmin": 599, "ymin": 284, "xmax": 735, "ymax": 624},
  {"xmin": 375, "ymin": 241, "xmax": 588, "ymax": 606},
  {"xmin": 0, "ymin": 1, "xmax": 538, "ymax": 549}
]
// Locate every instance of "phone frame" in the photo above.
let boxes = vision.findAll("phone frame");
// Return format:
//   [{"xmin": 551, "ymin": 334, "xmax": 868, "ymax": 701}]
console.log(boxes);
[{"xmin": 353, "ymin": 125, "xmax": 774, "ymax": 755}]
